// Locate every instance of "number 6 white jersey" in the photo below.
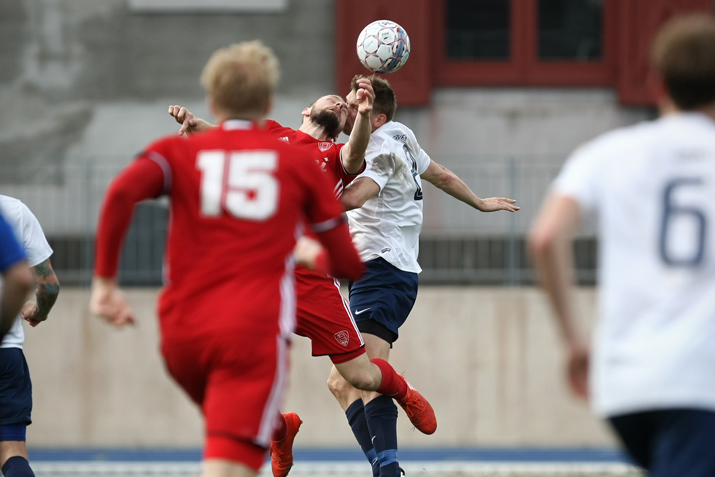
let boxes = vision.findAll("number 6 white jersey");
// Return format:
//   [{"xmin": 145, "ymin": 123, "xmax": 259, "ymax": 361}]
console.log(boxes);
[
  {"xmin": 346, "ymin": 121, "xmax": 431, "ymax": 273},
  {"xmin": 552, "ymin": 112, "xmax": 715, "ymax": 418}
]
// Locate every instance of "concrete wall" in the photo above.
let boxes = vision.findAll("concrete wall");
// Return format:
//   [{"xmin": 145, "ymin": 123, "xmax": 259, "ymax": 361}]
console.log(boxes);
[{"xmin": 23, "ymin": 286, "xmax": 617, "ymax": 448}]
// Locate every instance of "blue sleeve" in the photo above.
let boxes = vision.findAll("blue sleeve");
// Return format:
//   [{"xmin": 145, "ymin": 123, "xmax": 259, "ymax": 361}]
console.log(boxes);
[{"xmin": 0, "ymin": 213, "xmax": 25, "ymax": 272}]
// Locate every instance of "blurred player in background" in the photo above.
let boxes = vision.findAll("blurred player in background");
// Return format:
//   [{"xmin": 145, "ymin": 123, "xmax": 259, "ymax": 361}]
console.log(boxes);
[
  {"xmin": 334, "ymin": 75, "xmax": 519, "ymax": 477},
  {"xmin": 169, "ymin": 80, "xmax": 436, "ymax": 477},
  {"xmin": 529, "ymin": 14, "xmax": 715, "ymax": 476},
  {"xmin": 0, "ymin": 214, "xmax": 32, "ymax": 343},
  {"xmin": 91, "ymin": 40, "xmax": 364, "ymax": 477},
  {"xmin": 0, "ymin": 195, "xmax": 60, "ymax": 477}
]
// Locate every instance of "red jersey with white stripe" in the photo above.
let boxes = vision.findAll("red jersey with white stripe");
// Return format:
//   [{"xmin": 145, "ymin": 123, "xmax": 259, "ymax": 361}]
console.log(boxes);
[
  {"xmin": 262, "ymin": 120, "xmax": 367, "ymax": 359},
  {"xmin": 97, "ymin": 120, "xmax": 350, "ymax": 339},
  {"xmin": 93, "ymin": 119, "xmax": 363, "ymax": 461}
]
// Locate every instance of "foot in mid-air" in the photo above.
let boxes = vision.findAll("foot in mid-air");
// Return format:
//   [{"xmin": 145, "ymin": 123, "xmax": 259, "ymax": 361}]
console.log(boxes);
[
  {"xmin": 395, "ymin": 379, "xmax": 437, "ymax": 435},
  {"xmin": 270, "ymin": 412, "xmax": 303, "ymax": 477}
]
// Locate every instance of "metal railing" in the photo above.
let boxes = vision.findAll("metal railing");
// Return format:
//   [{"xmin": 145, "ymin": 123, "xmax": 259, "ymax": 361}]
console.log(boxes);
[{"xmin": 0, "ymin": 158, "xmax": 597, "ymax": 286}]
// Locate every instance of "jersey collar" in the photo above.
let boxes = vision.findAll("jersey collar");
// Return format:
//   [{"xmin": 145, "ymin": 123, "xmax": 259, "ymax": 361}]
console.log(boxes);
[{"xmin": 222, "ymin": 119, "xmax": 255, "ymax": 131}]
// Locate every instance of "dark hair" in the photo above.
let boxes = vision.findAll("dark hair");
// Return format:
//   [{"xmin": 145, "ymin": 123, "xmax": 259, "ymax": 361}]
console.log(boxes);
[
  {"xmin": 351, "ymin": 75, "xmax": 397, "ymax": 122},
  {"xmin": 651, "ymin": 14, "xmax": 715, "ymax": 110}
]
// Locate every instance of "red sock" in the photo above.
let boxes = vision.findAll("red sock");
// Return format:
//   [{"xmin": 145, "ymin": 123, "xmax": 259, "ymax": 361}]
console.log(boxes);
[
  {"xmin": 372, "ymin": 358, "xmax": 408, "ymax": 401},
  {"xmin": 271, "ymin": 413, "xmax": 287, "ymax": 442}
]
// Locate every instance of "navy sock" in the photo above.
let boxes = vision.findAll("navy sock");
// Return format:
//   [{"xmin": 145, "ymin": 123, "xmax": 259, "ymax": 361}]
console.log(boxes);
[
  {"xmin": 346, "ymin": 399, "xmax": 379, "ymax": 477},
  {"xmin": 364, "ymin": 395, "xmax": 400, "ymax": 477},
  {"xmin": 1, "ymin": 456, "xmax": 35, "ymax": 477}
]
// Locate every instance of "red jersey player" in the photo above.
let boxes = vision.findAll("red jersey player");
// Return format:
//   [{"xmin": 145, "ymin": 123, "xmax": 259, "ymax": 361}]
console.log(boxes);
[
  {"xmin": 90, "ymin": 41, "xmax": 364, "ymax": 477},
  {"xmin": 169, "ymin": 79, "xmax": 436, "ymax": 477}
]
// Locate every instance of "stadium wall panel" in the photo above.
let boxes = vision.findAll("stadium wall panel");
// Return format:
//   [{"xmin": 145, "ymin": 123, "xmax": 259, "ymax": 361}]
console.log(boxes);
[{"xmin": 23, "ymin": 287, "xmax": 616, "ymax": 448}]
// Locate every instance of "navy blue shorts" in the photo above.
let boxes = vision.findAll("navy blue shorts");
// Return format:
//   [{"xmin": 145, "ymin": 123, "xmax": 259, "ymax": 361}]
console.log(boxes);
[
  {"xmin": 348, "ymin": 257, "xmax": 418, "ymax": 344},
  {"xmin": 0, "ymin": 348, "xmax": 33, "ymax": 438},
  {"xmin": 609, "ymin": 408, "xmax": 715, "ymax": 476}
]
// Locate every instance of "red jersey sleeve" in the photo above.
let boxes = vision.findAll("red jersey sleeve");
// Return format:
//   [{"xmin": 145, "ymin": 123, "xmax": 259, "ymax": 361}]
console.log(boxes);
[
  {"xmin": 333, "ymin": 143, "xmax": 366, "ymax": 191},
  {"xmin": 299, "ymin": 157, "xmax": 363, "ymax": 280},
  {"xmin": 94, "ymin": 138, "xmax": 174, "ymax": 278}
]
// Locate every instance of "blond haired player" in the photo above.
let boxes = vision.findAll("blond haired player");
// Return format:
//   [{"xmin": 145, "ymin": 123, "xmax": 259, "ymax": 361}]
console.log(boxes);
[
  {"xmin": 530, "ymin": 15, "xmax": 715, "ymax": 475},
  {"xmin": 91, "ymin": 41, "xmax": 364, "ymax": 477}
]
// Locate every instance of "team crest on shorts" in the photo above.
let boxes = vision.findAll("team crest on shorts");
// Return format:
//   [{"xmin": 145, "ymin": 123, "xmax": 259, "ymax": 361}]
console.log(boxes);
[
  {"xmin": 318, "ymin": 142, "xmax": 334, "ymax": 152},
  {"xmin": 334, "ymin": 330, "xmax": 350, "ymax": 347}
]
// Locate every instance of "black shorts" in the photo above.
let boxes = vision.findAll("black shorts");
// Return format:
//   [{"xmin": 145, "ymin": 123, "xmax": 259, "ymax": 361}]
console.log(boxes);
[
  {"xmin": 348, "ymin": 257, "xmax": 418, "ymax": 344},
  {"xmin": 0, "ymin": 348, "xmax": 33, "ymax": 438},
  {"xmin": 609, "ymin": 408, "xmax": 715, "ymax": 476}
]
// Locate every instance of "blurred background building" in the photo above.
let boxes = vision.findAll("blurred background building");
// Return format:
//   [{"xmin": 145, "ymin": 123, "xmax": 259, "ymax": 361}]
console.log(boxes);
[
  {"xmin": 8, "ymin": 0, "xmax": 712, "ymax": 286},
  {"xmin": 1, "ymin": 0, "xmax": 713, "ymax": 452}
]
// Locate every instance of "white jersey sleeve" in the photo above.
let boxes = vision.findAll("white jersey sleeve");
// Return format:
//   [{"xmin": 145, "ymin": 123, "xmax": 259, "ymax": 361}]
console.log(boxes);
[
  {"xmin": 0, "ymin": 195, "xmax": 53, "ymax": 349},
  {"xmin": 404, "ymin": 125, "xmax": 431, "ymax": 175},
  {"xmin": 360, "ymin": 134, "xmax": 397, "ymax": 191},
  {"xmin": 551, "ymin": 139, "xmax": 607, "ymax": 214},
  {"xmin": 17, "ymin": 202, "xmax": 53, "ymax": 267}
]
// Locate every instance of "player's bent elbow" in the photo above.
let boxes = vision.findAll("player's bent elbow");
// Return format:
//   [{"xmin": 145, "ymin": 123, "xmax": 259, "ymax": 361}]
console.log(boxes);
[
  {"xmin": 527, "ymin": 228, "xmax": 557, "ymax": 261},
  {"xmin": 341, "ymin": 194, "xmax": 365, "ymax": 212},
  {"xmin": 9, "ymin": 264, "xmax": 34, "ymax": 296}
]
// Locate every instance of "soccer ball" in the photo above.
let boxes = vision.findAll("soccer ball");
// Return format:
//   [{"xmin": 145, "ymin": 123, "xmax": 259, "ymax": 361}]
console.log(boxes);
[{"xmin": 356, "ymin": 20, "xmax": 410, "ymax": 74}]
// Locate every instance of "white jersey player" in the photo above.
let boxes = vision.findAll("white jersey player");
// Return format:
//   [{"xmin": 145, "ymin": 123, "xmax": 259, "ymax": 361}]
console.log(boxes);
[
  {"xmin": 529, "ymin": 15, "xmax": 715, "ymax": 476},
  {"xmin": 0, "ymin": 195, "xmax": 59, "ymax": 477},
  {"xmin": 346, "ymin": 120, "xmax": 431, "ymax": 274},
  {"xmin": 329, "ymin": 75, "xmax": 518, "ymax": 477}
]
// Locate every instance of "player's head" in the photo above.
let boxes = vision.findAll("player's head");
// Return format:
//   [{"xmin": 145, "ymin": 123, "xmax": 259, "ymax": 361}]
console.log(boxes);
[
  {"xmin": 201, "ymin": 40, "xmax": 280, "ymax": 121},
  {"xmin": 651, "ymin": 14, "xmax": 715, "ymax": 111},
  {"xmin": 344, "ymin": 75, "xmax": 396, "ymax": 134},
  {"xmin": 302, "ymin": 94, "xmax": 347, "ymax": 140}
]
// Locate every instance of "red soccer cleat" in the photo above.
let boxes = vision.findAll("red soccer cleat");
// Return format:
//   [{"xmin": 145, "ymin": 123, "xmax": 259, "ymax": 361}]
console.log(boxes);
[
  {"xmin": 395, "ymin": 380, "xmax": 437, "ymax": 435},
  {"xmin": 270, "ymin": 412, "xmax": 303, "ymax": 477}
]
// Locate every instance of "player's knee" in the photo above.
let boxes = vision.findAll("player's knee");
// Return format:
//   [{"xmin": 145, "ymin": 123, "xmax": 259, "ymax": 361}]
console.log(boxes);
[
  {"xmin": 343, "ymin": 369, "xmax": 380, "ymax": 392},
  {"xmin": 327, "ymin": 372, "xmax": 354, "ymax": 398}
]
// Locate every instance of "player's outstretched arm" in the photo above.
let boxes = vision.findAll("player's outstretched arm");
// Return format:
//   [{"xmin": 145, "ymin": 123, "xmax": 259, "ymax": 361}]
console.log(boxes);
[
  {"xmin": 528, "ymin": 193, "xmax": 589, "ymax": 399},
  {"xmin": 0, "ymin": 262, "xmax": 33, "ymax": 340},
  {"xmin": 341, "ymin": 78, "xmax": 374, "ymax": 174},
  {"xmin": 21, "ymin": 258, "xmax": 60, "ymax": 327},
  {"xmin": 420, "ymin": 160, "xmax": 519, "ymax": 212},
  {"xmin": 314, "ymin": 221, "xmax": 364, "ymax": 281},
  {"xmin": 91, "ymin": 158, "xmax": 166, "ymax": 327},
  {"xmin": 341, "ymin": 177, "xmax": 381, "ymax": 211},
  {"xmin": 168, "ymin": 105, "xmax": 215, "ymax": 136}
]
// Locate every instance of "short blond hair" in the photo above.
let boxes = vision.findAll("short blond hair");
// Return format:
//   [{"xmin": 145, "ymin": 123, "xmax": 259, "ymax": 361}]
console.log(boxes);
[
  {"xmin": 651, "ymin": 14, "xmax": 715, "ymax": 110},
  {"xmin": 201, "ymin": 41, "xmax": 280, "ymax": 119}
]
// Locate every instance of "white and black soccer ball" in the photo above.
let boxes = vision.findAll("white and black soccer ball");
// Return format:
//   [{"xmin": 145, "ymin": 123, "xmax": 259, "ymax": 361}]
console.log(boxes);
[{"xmin": 356, "ymin": 20, "xmax": 410, "ymax": 74}]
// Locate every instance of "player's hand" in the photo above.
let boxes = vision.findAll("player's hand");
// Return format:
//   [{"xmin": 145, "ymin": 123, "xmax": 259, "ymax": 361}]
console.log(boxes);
[
  {"xmin": 355, "ymin": 78, "xmax": 374, "ymax": 115},
  {"xmin": 293, "ymin": 237, "xmax": 324, "ymax": 269},
  {"xmin": 20, "ymin": 301, "xmax": 47, "ymax": 327},
  {"xmin": 89, "ymin": 277, "xmax": 136, "ymax": 327},
  {"xmin": 168, "ymin": 104, "xmax": 199, "ymax": 136},
  {"xmin": 478, "ymin": 197, "xmax": 520, "ymax": 212},
  {"xmin": 566, "ymin": 343, "xmax": 590, "ymax": 400}
]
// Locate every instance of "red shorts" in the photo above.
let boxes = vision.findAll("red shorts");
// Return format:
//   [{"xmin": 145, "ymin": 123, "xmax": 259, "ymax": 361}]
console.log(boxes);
[
  {"xmin": 294, "ymin": 266, "xmax": 365, "ymax": 363},
  {"xmin": 161, "ymin": 329, "xmax": 289, "ymax": 470}
]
